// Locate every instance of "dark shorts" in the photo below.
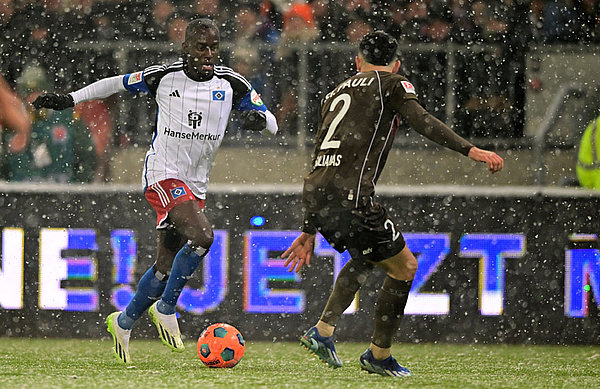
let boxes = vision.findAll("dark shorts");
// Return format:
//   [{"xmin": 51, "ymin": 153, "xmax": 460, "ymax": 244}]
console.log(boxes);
[{"xmin": 308, "ymin": 202, "xmax": 406, "ymax": 262}]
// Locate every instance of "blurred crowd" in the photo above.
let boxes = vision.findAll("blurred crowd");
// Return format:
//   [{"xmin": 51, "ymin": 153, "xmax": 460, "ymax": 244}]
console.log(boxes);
[
  {"xmin": 0, "ymin": 0, "xmax": 599, "ymax": 183},
  {"xmin": 1, "ymin": 0, "xmax": 598, "ymax": 51}
]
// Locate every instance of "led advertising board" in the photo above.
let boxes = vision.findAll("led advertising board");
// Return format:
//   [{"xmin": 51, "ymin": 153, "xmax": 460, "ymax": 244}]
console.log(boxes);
[{"xmin": 0, "ymin": 186, "xmax": 598, "ymax": 343}]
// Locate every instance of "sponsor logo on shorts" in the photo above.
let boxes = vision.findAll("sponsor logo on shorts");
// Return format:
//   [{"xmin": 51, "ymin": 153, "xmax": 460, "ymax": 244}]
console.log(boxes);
[
  {"xmin": 250, "ymin": 89, "xmax": 263, "ymax": 106},
  {"xmin": 362, "ymin": 247, "xmax": 373, "ymax": 255},
  {"xmin": 128, "ymin": 71, "xmax": 143, "ymax": 85},
  {"xmin": 212, "ymin": 90, "xmax": 225, "ymax": 101},
  {"xmin": 170, "ymin": 186, "xmax": 187, "ymax": 199},
  {"xmin": 401, "ymin": 81, "xmax": 416, "ymax": 94}
]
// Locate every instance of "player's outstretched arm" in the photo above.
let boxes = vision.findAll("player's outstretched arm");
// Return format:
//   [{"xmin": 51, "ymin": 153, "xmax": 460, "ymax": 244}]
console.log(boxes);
[
  {"xmin": 468, "ymin": 146, "xmax": 504, "ymax": 173},
  {"xmin": 400, "ymin": 100, "xmax": 473, "ymax": 156},
  {"xmin": 281, "ymin": 232, "xmax": 315, "ymax": 273},
  {"xmin": 33, "ymin": 75, "xmax": 126, "ymax": 110},
  {"xmin": 400, "ymin": 100, "xmax": 504, "ymax": 173}
]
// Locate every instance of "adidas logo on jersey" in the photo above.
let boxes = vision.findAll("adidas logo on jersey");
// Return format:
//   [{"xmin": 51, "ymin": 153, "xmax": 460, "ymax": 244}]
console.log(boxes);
[{"xmin": 169, "ymin": 90, "xmax": 181, "ymax": 97}]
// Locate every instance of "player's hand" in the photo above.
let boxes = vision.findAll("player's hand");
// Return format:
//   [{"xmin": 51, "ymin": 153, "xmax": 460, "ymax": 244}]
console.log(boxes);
[
  {"xmin": 240, "ymin": 110, "xmax": 266, "ymax": 132},
  {"xmin": 32, "ymin": 93, "xmax": 74, "ymax": 110},
  {"xmin": 8, "ymin": 132, "xmax": 28, "ymax": 153},
  {"xmin": 281, "ymin": 232, "xmax": 315, "ymax": 273},
  {"xmin": 468, "ymin": 147, "xmax": 504, "ymax": 173}
]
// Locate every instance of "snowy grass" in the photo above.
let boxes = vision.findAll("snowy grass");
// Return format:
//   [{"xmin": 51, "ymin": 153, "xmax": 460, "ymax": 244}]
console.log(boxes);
[{"xmin": 0, "ymin": 338, "xmax": 598, "ymax": 388}]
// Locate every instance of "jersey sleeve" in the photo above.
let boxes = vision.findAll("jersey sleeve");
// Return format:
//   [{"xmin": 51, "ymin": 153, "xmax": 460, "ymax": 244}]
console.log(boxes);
[
  {"xmin": 237, "ymin": 88, "xmax": 268, "ymax": 112},
  {"xmin": 388, "ymin": 76, "xmax": 419, "ymax": 112},
  {"xmin": 122, "ymin": 64, "xmax": 167, "ymax": 97}
]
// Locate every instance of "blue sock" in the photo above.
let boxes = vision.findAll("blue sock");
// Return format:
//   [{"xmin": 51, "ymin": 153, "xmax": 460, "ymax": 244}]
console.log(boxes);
[
  {"xmin": 158, "ymin": 243, "xmax": 206, "ymax": 315},
  {"xmin": 118, "ymin": 265, "xmax": 167, "ymax": 330}
]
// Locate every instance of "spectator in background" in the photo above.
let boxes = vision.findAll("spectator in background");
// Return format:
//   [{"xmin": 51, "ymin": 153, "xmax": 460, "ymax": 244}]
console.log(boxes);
[
  {"xmin": 74, "ymin": 99, "xmax": 113, "ymax": 183},
  {"xmin": 398, "ymin": 0, "xmax": 429, "ymax": 43},
  {"xmin": 276, "ymin": 2, "xmax": 318, "ymax": 134},
  {"xmin": 543, "ymin": 0, "xmax": 582, "ymax": 43},
  {"xmin": 578, "ymin": 0, "xmax": 600, "ymax": 42},
  {"xmin": 229, "ymin": 4, "xmax": 276, "ymax": 101},
  {"xmin": 449, "ymin": 0, "xmax": 476, "ymax": 43},
  {"xmin": 232, "ymin": 6, "xmax": 267, "ymax": 46},
  {"xmin": 0, "ymin": 73, "xmax": 31, "ymax": 180},
  {"xmin": 239, "ymin": 3, "xmax": 280, "ymax": 43},
  {"xmin": 230, "ymin": 47, "xmax": 266, "ymax": 98},
  {"xmin": 6, "ymin": 65, "xmax": 96, "ymax": 183},
  {"xmin": 7, "ymin": 2, "xmax": 61, "ymax": 85},
  {"xmin": 60, "ymin": 0, "xmax": 96, "ymax": 43},
  {"xmin": 167, "ymin": 15, "xmax": 187, "ymax": 45},
  {"xmin": 344, "ymin": 0, "xmax": 387, "ymax": 31},
  {"xmin": 529, "ymin": 0, "xmax": 547, "ymax": 43},
  {"xmin": 385, "ymin": 2, "xmax": 403, "ymax": 40},
  {"xmin": 462, "ymin": 0, "xmax": 522, "ymax": 137},
  {"xmin": 310, "ymin": 0, "xmax": 349, "ymax": 42},
  {"xmin": 0, "ymin": 0, "xmax": 19, "ymax": 82},
  {"xmin": 229, "ymin": 46, "xmax": 273, "ymax": 136},
  {"xmin": 154, "ymin": 15, "xmax": 187, "ymax": 64},
  {"xmin": 471, "ymin": 0, "xmax": 510, "ymax": 43},
  {"xmin": 190, "ymin": 0, "xmax": 220, "ymax": 19},
  {"xmin": 145, "ymin": 0, "xmax": 175, "ymax": 42},
  {"xmin": 89, "ymin": 0, "xmax": 148, "ymax": 41},
  {"xmin": 279, "ymin": 2, "xmax": 318, "ymax": 47},
  {"xmin": 258, "ymin": 0, "xmax": 283, "ymax": 40},
  {"xmin": 190, "ymin": 0, "xmax": 233, "ymax": 40},
  {"xmin": 346, "ymin": 17, "xmax": 373, "ymax": 44},
  {"xmin": 423, "ymin": 4, "xmax": 452, "ymax": 43}
]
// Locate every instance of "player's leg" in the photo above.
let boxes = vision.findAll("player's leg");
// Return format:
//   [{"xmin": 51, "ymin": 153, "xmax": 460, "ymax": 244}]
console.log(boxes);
[
  {"xmin": 107, "ymin": 227, "xmax": 183, "ymax": 363},
  {"xmin": 150, "ymin": 199, "xmax": 213, "ymax": 351},
  {"xmin": 319, "ymin": 259, "xmax": 374, "ymax": 333},
  {"xmin": 301, "ymin": 259, "xmax": 374, "ymax": 368},
  {"xmin": 156, "ymin": 199, "xmax": 213, "ymax": 313},
  {"xmin": 359, "ymin": 245, "xmax": 417, "ymax": 377}
]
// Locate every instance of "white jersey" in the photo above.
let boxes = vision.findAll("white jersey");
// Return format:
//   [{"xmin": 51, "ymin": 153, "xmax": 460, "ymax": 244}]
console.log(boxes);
[{"xmin": 122, "ymin": 61, "xmax": 268, "ymax": 198}]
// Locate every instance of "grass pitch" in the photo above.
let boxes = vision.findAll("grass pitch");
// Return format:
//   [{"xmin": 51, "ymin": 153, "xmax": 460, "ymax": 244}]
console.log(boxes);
[{"xmin": 0, "ymin": 338, "xmax": 598, "ymax": 388}]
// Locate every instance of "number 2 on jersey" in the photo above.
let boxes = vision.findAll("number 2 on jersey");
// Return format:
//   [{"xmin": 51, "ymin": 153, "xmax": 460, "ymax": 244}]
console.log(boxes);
[
  {"xmin": 384, "ymin": 219, "xmax": 401, "ymax": 242},
  {"xmin": 320, "ymin": 93, "xmax": 351, "ymax": 150}
]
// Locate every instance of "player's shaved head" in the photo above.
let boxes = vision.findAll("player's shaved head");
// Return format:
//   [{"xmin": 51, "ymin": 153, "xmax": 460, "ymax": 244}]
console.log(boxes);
[
  {"xmin": 182, "ymin": 18, "xmax": 220, "ymax": 81},
  {"xmin": 359, "ymin": 31, "xmax": 398, "ymax": 66},
  {"xmin": 185, "ymin": 18, "xmax": 219, "ymax": 40}
]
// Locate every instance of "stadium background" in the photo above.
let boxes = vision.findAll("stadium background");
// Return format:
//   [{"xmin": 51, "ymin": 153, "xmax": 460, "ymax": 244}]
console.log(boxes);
[{"xmin": 1, "ymin": 0, "xmax": 600, "ymax": 348}]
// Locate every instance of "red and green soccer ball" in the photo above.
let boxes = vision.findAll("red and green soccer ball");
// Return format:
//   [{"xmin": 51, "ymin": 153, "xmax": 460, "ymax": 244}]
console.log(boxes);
[{"xmin": 197, "ymin": 323, "xmax": 245, "ymax": 368}]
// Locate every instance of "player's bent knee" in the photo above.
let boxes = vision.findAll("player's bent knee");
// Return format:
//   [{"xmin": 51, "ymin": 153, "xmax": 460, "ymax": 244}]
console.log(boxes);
[
  {"xmin": 384, "ymin": 255, "xmax": 417, "ymax": 281},
  {"xmin": 189, "ymin": 227, "xmax": 214, "ymax": 250},
  {"xmin": 404, "ymin": 256, "xmax": 418, "ymax": 280}
]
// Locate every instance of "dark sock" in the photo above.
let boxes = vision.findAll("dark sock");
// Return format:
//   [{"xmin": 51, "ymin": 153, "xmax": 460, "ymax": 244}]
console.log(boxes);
[
  {"xmin": 158, "ymin": 242, "xmax": 207, "ymax": 314},
  {"xmin": 371, "ymin": 276, "xmax": 412, "ymax": 349},
  {"xmin": 320, "ymin": 259, "xmax": 373, "ymax": 326},
  {"xmin": 119, "ymin": 265, "xmax": 168, "ymax": 329}
]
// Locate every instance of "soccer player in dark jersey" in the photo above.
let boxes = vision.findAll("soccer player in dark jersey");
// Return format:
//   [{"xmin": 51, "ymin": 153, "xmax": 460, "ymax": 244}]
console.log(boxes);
[
  {"xmin": 281, "ymin": 31, "xmax": 503, "ymax": 377},
  {"xmin": 32, "ymin": 19, "xmax": 278, "ymax": 364}
]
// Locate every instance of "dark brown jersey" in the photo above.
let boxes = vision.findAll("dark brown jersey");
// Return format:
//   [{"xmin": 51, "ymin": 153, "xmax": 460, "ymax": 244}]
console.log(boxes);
[{"xmin": 303, "ymin": 70, "xmax": 419, "ymax": 212}]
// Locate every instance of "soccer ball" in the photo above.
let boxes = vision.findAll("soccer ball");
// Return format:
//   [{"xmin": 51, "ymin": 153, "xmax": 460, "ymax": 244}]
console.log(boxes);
[{"xmin": 197, "ymin": 323, "xmax": 245, "ymax": 368}]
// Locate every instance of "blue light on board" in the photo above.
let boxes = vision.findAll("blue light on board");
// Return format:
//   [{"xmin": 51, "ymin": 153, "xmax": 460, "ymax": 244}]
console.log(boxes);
[{"xmin": 250, "ymin": 216, "xmax": 266, "ymax": 227}]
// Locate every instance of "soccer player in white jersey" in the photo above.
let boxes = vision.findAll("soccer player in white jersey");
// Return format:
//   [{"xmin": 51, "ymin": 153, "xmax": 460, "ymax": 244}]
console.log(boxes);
[{"xmin": 33, "ymin": 18, "xmax": 278, "ymax": 364}]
